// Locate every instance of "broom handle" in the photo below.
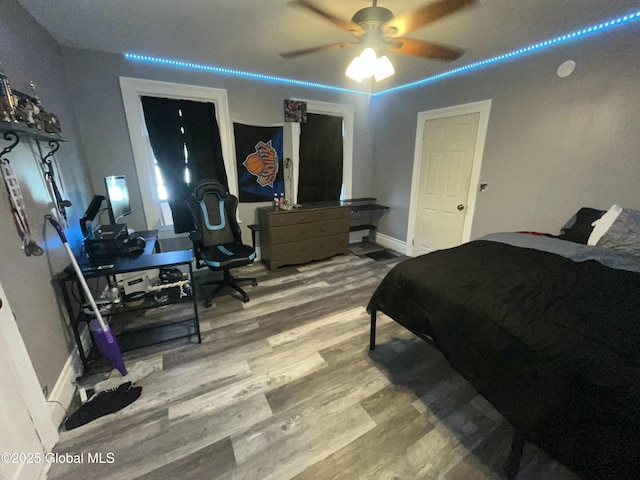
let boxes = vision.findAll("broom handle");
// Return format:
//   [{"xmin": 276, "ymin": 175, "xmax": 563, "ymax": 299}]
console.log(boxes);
[{"xmin": 46, "ymin": 215, "xmax": 109, "ymax": 333}]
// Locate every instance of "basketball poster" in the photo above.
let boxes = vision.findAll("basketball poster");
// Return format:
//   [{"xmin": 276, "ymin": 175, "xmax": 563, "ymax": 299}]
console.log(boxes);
[{"xmin": 233, "ymin": 123, "xmax": 285, "ymax": 202}]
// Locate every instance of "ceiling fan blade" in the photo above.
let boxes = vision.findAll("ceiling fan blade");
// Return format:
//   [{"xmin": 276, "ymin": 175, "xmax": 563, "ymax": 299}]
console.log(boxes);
[
  {"xmin": 387, "ymin": 38, "xmax": 463, "ymax": 61},
  {"xmin": 383, "ymin": 0, "xmax": 477, "ymax": 37},
  {"xmin": 288, "ymin": 0, "xmax": 365, "ymax": 35},
  {"xmin": 279, "ymin": 42, "xmax": 355, "ymax": 59}
]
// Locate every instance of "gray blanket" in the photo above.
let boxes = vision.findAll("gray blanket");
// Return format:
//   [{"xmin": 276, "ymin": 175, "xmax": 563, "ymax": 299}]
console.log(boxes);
[{"xmin": 480, "ymin": 232, "xmax": 640, "ymax": 274}]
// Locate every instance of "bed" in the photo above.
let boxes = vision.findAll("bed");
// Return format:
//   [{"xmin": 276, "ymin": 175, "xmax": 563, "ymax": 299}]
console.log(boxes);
[{"xmin": 367, "ymin": 207, "xmax": 640, "ymax": 479}]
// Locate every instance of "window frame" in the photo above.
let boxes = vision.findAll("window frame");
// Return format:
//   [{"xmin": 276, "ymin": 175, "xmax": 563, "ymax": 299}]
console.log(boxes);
[
  {"xmin": 119, "ymin": 77, "xmax": 237, "ymax": 235},
  {"xmin": 287, "ymin": 99, "xmax": 354, "ymax": 204}
]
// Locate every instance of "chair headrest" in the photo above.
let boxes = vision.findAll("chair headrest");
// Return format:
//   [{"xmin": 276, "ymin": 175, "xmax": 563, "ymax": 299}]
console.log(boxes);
[{"xmin": 194, "ymin": 181, "xmax": 228, "ymax": 202}]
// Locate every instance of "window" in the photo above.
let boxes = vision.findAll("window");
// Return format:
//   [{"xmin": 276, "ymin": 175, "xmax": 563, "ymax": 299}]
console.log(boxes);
[
  {"xmin": 146, "ymin": 125, "xmax": 184, "ymax": 227},
  {"xmin": 119, "ymin": 77, "xmax": 236, "ymax": 235},
  {"xmin": 286, "ymin": 99, "xmax": 354, "ymax": 204},
  {"xmin": 140, "ymin": 97, "xmax": 229, "ymax": 233},
  {"xmin": 150, "ymin": 145, "xmax": 184, "ymax": 228}
]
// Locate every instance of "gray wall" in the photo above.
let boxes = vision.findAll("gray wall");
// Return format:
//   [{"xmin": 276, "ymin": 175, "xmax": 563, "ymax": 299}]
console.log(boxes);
[
  {"xmin": 0, "ymin": 0, "xmax": 94, "ymax": 392},
  {"xmin": 60, "ymin": 48, "xmax": 376, "ymax": 246},
  {"xmin": 370, "ymin": 25, "xmax": 640, "ymax": 242},
  {"xmin": 4, "ymin": 0, "xmax": 640, "ymax": 394}
]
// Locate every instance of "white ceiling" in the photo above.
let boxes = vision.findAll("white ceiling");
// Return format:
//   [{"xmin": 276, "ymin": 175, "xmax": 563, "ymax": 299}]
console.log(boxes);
[{"xmin": 16, "ymin": 0, "xmax": 640, "ymax": 90}]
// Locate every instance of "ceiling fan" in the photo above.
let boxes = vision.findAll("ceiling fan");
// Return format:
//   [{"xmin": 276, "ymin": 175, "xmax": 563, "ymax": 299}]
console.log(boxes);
[{"xmin": 279, "ymin": 0, "xmax": 477, "ymax": 63}]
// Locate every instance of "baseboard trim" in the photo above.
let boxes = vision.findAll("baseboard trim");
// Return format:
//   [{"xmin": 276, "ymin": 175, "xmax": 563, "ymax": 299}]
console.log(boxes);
[
  {"xmin": 374, "ymin": 232, "xmax": 408, "ymax": 255},
  {"xmin": 48, "ymin": 328, "xmax": 89, "ymax": 428}
]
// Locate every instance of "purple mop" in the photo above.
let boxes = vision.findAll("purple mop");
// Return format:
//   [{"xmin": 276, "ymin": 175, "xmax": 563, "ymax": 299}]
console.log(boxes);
[{"xmin": 46, "ymin": 215, "xmax": 127, "ymax": 376}]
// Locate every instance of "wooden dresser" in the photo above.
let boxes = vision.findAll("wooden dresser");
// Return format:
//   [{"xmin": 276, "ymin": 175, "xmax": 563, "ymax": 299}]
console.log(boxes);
[{"xmin": 257, "ymin": 204, "xmax": 350, "ymax": 270}]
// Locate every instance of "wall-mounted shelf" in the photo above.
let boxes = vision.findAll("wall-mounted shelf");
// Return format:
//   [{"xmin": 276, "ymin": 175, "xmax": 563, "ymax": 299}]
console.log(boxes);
[
  {"xmin": 1, "ymin": 121, "xmax": 71, "ymax": 230},
  {"xmin": 0, "ymin": 121, "xmax": 66, "ymax": 158}
]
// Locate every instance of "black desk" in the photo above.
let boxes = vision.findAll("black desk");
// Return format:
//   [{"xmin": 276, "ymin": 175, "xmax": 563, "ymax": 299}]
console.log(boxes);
[
  {"xmin": 341, "ymin": 198, "xmax": 389, "ymax": 234},
  {"xmin": 56, "ymin": 236, "xmax": 201, "ymax": 375}
]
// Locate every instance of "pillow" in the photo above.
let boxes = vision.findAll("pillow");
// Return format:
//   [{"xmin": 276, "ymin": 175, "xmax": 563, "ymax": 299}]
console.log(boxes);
[
  {"xmin": 596, "ymin": 207, "xmax": 640, "ymax": 256},
  {"xmin": 558, "ymin": 207, "xmax": 606, "ymax": 244},
  {"xmin": 587, "ymin": 204, "xmax": 623, "ymax": 246}
]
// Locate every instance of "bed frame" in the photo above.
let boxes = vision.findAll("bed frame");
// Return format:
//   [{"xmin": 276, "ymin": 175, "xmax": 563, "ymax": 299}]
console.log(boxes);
[{"xmin": 369, "ymin": 308, "xmax": 525, "ymax": 480}]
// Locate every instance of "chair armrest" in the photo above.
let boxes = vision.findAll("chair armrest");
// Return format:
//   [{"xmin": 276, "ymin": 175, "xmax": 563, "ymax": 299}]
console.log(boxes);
[
  {"xmin": 187, "ymin": 230, "xmax": 207, "ymax": 269},
  {"xmin": 188, "ymin": 230, "xmax": 202, "ymax": 244}
]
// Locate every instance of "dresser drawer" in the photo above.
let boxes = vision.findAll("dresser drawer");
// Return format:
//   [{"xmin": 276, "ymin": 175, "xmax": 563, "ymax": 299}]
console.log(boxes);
[
  {"xmin": 268, "ymin": 211, "xmax": 313, "ymax": 227},
  {"xmin": 315, "ymin": 217, "xmax": 350, "ymax": 237},
  {"xmin": 269, "ymin": 224, "xmax": 315, "ymax": 244},
  {"xmin": 269, "ymin": 217, "xmax": 349, "ymax": 245},
  {"xmin": 307, "ymin": 207, "xmax": 350, "ymax": 222},
  {"xmin": 267, "ymin": 206, "xmax": 349, "ymax": 227},
  {"xmin": 270, "ymin": 238, "xmax": 314, "ymax": 260},
  {"xmin": 313, "ymin": 232, "xmax": 348, "ymax": 256}
]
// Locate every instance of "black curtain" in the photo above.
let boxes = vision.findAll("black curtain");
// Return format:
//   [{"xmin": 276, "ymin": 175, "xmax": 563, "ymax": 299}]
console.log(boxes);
[
  {"xmin": 298, "ymin": 113, "xmax": 343, "ymax": 203},
  {"xmin": 141, "ymin": 96, "xmax": 227, "ymax": 233}
]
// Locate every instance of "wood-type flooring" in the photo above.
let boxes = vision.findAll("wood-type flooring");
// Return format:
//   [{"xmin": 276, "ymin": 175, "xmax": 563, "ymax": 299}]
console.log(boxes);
[{"xmin": 48, "ymin": 253, "xmax": 580, "ymax": 480}]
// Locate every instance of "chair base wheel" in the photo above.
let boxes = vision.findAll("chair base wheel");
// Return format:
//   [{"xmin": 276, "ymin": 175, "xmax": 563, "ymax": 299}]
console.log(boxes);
[{"xmin": 201, "ymin": 271, "xmax": 256, "ymax": 305}]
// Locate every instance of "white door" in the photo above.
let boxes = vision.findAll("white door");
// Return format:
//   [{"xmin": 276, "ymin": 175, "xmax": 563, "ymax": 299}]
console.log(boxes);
[
  {"xmin": 407, "ymin": 100, "xmax": 491, "ymax": 256},
  {"xmin": 0, "ymin": 282, "xmax": 57, "ymax": 480},
  {"xmin": 413, "ymin": 113, "xmax": 479, "ymax": 255}
]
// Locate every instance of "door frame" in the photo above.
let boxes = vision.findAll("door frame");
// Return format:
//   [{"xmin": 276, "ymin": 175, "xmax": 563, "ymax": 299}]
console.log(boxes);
[
  {"xmin": 406, "ymin": 100, "xmax": 492, "ymax": 256},
  {"xmin": 0, "ymin": 282, "xmax": 58, "ymax": 479}
]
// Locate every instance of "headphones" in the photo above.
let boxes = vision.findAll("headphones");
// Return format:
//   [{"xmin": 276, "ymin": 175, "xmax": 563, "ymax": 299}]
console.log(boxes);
[{"xmin": 160, "ymin": 267, "xmax": 183, "ymax": 283}]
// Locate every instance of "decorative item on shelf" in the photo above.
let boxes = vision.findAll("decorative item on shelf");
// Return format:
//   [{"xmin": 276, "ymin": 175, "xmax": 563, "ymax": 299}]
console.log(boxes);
[
  {"xmin": 0, "ymin": 63, "xmax": 17, "ymax": 123},
  {"xmin": 16, "ymin": 97, "xmax": 39, "ymax": 127},
  {"xmin": 13, "ymin": 82, "xmax": 62, "ymax": 134},
  {"xmin": 41, "ymin": 110, "xmax": 62, "ymax": 134}
]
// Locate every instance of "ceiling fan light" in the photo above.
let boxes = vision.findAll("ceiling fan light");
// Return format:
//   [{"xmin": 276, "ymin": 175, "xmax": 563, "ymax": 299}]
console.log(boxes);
[
  {"xmin": 358, "ymin": 48, "xmax": 378, "ymax": 77},
  {"xmin": 345, "ymin": 56, "xmax": 366, "ymax": 82},
  {"xmin": 375, "ymin": 55, "xmax": 394, "ymax": 81},
  {"xmin": 346, "ymin": 48, "xmax": 381, "ymax": 82}
]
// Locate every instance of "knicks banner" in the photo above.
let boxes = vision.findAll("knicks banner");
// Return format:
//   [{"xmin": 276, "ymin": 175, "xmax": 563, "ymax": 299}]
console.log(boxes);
[{"xmin": 234, "ymin": 123, "xmax": 285, "ymax": 202}]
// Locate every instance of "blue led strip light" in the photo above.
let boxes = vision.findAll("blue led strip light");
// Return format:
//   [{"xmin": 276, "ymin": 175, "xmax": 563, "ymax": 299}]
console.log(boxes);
[
  {"xmin": 374, "ymin": 10, "xmax": 640, "ymax": 97},
  {"xmin": 125, "ymin": 10, "xmax": 640, "ymax": 97},
  {"xmin": 124, "ymin": 53, "xmax": 368, "ymax": 96}
]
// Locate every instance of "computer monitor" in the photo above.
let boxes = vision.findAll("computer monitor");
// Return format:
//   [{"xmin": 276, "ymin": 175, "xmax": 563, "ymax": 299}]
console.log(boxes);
[{"xmin": 104, "ymin": 175, "xmax": 132, "ymax": 224}]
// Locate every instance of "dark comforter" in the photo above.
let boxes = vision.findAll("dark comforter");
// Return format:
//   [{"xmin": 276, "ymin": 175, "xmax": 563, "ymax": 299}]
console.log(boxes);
[{"xmin": 367, "ymin": 237, "xmax": 640, "ymax": 479}]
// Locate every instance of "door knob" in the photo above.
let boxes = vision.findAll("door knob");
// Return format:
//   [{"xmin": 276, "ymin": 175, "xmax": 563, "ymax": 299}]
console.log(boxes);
[{"xmin": 457, "ymin": 204, "xmax": 465, "ymax": 211}]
